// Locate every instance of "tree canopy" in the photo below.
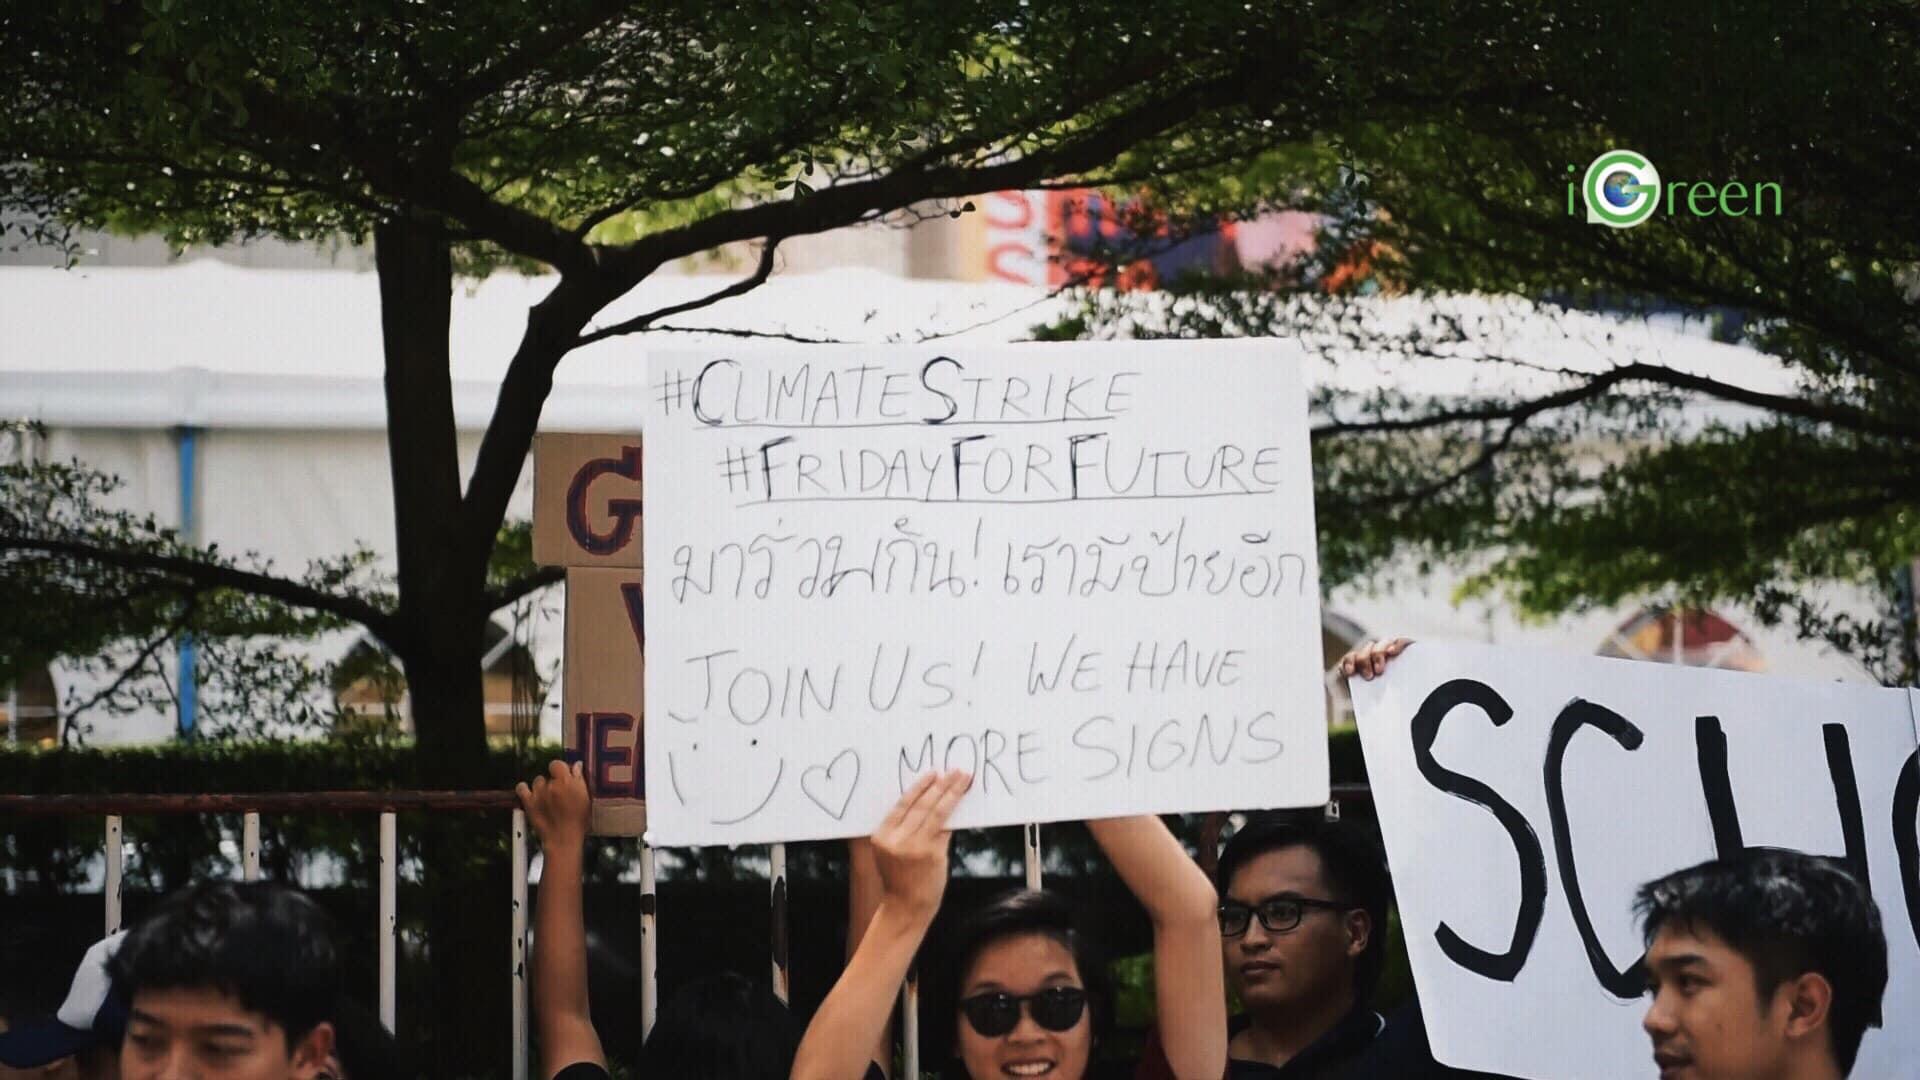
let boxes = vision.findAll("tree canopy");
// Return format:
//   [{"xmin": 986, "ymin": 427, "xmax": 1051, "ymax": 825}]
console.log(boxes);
[
  {"xmin": 1, "ymin": 0, "xmax": 1553, "ymax": 767},
  {"xmin": 1046, "ymin": 0, "xmax": 1920, "ymax": 681}
]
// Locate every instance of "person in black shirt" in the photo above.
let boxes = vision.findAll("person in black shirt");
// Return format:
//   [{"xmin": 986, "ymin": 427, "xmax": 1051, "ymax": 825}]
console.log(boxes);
[
  {"xmin": 1135, "ymin": 636, "xmax": 1500, "ymax": 1079},
  {"xmin": 520, "ymin": 760, "xmax": 809, "ymax": 1080}
]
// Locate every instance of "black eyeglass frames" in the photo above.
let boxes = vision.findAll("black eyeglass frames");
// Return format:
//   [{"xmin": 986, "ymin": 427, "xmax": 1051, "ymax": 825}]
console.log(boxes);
[
  {"xmin": 1217, "ymin": 895, "xmax": 1352, "ymax": 937},
  {"xmin": 958, "ymin": 985, "xmax": 1089, "ymax": 1037}
]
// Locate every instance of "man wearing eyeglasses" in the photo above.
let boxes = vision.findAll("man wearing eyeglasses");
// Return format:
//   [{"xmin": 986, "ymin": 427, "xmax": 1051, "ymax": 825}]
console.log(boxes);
[{"xmin": 1137, "ymin": 815, "xmax": 1496, "ymax": 1079}]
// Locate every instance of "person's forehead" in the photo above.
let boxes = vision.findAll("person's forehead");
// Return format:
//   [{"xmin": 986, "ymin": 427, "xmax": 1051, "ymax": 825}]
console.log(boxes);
[
  {"xmin": 1226, "ymin": 844, "xmax": 1329, "ymax": 900},
  {"xmin": 1647, "ymin": 922, "xmax": 1748, "ymax": 973},
  {"xmin": 963, "ymin": 932, "xmax": 1080, "ymax": 989},
  {"xmin": 131, "ymin": 986, "xmax": 269, "ymax": 1030}
]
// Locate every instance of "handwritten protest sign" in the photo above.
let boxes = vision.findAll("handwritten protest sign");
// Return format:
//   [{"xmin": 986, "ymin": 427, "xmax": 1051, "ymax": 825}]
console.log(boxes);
[
  {"xmin": 641, "ymin": 342, "xmax": 1325, "ymax": 846},
  {"xmin": 1353, "ymin": 641, "xmax": 1920, "ymax": 1079},
  {"xmin": 534, "ymin": 432, "xmax": 648, "ymax": 834}
]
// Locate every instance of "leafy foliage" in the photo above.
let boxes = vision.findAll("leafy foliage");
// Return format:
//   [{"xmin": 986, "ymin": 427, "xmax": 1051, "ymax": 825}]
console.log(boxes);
[{"xmin": 1042, "ymin": 2, "xmax": 1920, "ymax": 682}]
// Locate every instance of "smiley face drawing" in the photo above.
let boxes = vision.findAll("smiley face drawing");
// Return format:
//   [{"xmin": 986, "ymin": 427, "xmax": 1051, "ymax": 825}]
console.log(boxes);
[
  {"xmin": 658, "ymin": 648, "xmax": 796, "ymax": 826},
  {"xmin": 663, "ymin": 732, "xmax": 787, "ymax": 827}
]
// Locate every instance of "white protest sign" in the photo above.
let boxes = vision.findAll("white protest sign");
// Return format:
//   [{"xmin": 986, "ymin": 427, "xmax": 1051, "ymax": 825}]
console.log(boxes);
[
  {"xmin": 1353, "ymin": 640, "xmax": 1920, "ymax": 1080},
  {"xmin": 641, "ymin": 341, "xmax": 1325, "ymax": 846}
]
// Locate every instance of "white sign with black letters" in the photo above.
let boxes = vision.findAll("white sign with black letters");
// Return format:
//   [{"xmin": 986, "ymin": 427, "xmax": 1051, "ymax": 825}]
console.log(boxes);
[
  {"xmin": 642, "ymin": 341, "xmax": 1325, "ymax": 845},
  {"xmin": 1353, "ymin": 640, "xmax": 1920, "ymax": 1079}
]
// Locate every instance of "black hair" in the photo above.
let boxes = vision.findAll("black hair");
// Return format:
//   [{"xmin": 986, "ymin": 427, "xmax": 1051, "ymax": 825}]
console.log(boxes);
[
  {"xmin": 0, "ymin": 925, "xmax": 57, "ymax": 1025},
  {"xmin": 330, "ymin": 995, "xmax": 411, "ymax": 1080},
  {"xmin": 637, "ymin": 971, "xmax": 799, "ymax": 1080},
  {"xmin": 1213, "ymin": 815, "xmax": 1393, "ymax": 1003},
  {"xmin": 936, "ymin": 888, "xmax": 1111, "ymax": 1066},
  {"xmin": 1635, "ymin": 848, "xmax": 1888, "ymax": 1075},
  {"xmin": 107, "ymin": 881, "xmax": 341, "ymax": 1047}
]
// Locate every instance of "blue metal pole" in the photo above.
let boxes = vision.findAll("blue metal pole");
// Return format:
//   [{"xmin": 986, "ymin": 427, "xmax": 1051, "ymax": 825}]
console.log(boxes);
[{"xmin": 176, "ymin": 427, "xmax": 200, "ymax": 740}]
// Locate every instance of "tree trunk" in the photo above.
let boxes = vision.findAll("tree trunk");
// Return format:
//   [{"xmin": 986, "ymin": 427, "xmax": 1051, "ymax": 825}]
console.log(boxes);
[{"xmin": 374, "ymin": 213, "xmax": 507, "ymax": 1075}]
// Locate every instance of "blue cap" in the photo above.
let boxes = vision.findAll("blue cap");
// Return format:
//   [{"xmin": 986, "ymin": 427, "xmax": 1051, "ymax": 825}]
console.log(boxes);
[{"xmin": 0, "ymin": 932, "xmax": 128, "ymax": 1067}]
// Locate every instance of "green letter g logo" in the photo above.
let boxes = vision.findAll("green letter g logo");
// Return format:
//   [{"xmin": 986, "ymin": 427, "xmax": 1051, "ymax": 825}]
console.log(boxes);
[{"xmin": 1582, "ymin": 150, "xmax": 1661, "ymax": 228}]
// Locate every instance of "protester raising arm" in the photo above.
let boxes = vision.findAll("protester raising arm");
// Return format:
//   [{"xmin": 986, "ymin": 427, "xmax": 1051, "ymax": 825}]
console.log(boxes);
[
  {"xmin": 517, "ymin": 760, "xmax": 607, "ymax": 1080},
  {"xmin": 1088, "ymin": 816, "xmax": 1228, "ymax": 1080},
  {"xmin": 847, "ymin": 835, "xmax": 894, "ymax": 1078},
  {"xmin": 792, "ymin": 770, "xmax": 972, "ymax": 1080}
]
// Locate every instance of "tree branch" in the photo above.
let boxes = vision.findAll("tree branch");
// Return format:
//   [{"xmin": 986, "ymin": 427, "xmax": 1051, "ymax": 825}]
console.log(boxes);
[
  {"xmin": 628, "ymin": 324, "xmax": 843, "ymax": 344},
  {"xmin": 443, "ymin": 0, "xmax": 634, "ymax": 107},
  {"xmin": 484, "ymin": 566, "xmax": 565, "ymax": 611},
  {"xmin": 1310, "ymin": 361, "xmax": 1920, "ymax": 443},
  {"xmin": 575, "ymin": 237, "xmax": 783, "ymax": 347},
  {"xmin": 601, "ymin": 65, "xmax": 1258, "ymax": 280},
  {"xmin": 62, "ymin": 597, "xmax": 198, "ymax": 721},
  {"xmin": 223, "ymin": 76, "xmax": 599, "ymax": 274},
  {"xmin": 6, "ymin": 537, "xmax": 400, "ymax": 645}
]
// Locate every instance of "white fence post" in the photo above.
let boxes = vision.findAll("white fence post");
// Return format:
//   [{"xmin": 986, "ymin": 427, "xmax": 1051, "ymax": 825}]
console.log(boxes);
[
  {"xmin": 639, "ymin": 841, "xmax": 658, "ymax": 1041},
  {"xmin": 242, "ymin": 811, "xmax": 261, "ymax": 881},
  {"xmin": 770, "ymin": 842, "xmax": 789, "ymax": 1005},
  {"xmin": 902, "ymin": 974, "xmax": 921, "ymax": 1080},
  {"xmin": 104, "ymin": 815, "xmax": 123, "ymax": 935},
  {"xmin": 379, "ymin": 812, "xmax": 397, "ymax": 1033},
  {"xmin": 1024, "ymin": 823, "xmax": 1042, "ymax": 890},
  {"xmin": 511, "ymin": 808, "xmax": 529, "ymax": 1080}
]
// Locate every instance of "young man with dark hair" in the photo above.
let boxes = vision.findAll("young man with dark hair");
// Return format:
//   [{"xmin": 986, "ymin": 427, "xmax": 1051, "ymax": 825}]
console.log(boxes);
[
  {"xmin": 107, "ymin": 881, "xmax": 340, "ymax": 1079},
  {"xmin": 1137, "ymin": 813, "xmax": 1481, "ymax": 1079},
  {"xmin": 1211, "ymin": 816, "xmax": 1393, "ymax": 1076},
  {"xmin": 1637, "ymin": 849, "xmax": 1889, "ymax": 1080}
]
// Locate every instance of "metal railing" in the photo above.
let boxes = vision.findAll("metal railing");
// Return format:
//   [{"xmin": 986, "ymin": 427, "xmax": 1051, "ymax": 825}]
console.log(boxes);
[{"xmin": 0, "ymin": 784, "xmax": 1373, "ymax": 1079}]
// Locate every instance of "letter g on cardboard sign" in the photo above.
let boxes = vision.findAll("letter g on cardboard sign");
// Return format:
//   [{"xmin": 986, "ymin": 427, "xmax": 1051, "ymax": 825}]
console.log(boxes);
[{"xmin": 567, "ymin": 446, "xmax": 644, "ymax": 556}]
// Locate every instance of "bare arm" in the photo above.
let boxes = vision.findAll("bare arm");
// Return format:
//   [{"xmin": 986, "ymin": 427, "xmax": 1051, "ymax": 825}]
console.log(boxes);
[
  {"xmin": 1087, "ymin": 815, "xmax": 1226, "ymax": 1080},
  {"xmin": 793, "ymin": 771, "xmax": 970, "ymax": 1080},
  {"xmin": 517, "ymin": 760, "xmax": 605, "ymax": 1079},
  {"xmin": 848, "ymin": 836, "xmax": 893, "ymax": 1078}
]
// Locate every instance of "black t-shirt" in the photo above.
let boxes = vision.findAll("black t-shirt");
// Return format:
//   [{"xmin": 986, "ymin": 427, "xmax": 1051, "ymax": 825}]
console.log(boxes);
[
  {"xmin": 1138, "ymin": 1001, "xmax": 1510, "ymax": 1080},
  {"xmin": 1221, "ymin": 1004, "xmax": 1510, "ymax": 1080},
  {"xmin": 552, "ymin": 1058, "xmax": 880, "ymax": 1079}
]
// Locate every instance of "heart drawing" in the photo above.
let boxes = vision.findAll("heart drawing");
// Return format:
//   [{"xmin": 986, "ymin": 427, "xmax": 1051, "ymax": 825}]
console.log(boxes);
[{"xmin": 801, "ymin": 749, "xmax": 861, "ymax": 820}]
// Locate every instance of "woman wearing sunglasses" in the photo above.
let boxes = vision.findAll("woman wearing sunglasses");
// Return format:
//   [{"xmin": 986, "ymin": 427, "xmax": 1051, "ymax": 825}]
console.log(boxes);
[{"xmin": 793, "ymin": 769, "xmax": 1227, "ymax": 1080}]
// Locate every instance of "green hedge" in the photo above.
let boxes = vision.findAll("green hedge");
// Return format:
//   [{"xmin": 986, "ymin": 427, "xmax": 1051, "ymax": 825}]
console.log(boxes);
[{"xmin": 0, "ymin": 738, "xmax": 548, "ymax": 892}]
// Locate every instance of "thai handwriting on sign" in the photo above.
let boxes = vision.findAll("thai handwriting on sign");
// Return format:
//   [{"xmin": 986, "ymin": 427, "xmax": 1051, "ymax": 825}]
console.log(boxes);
[{"xmin": 666, "ymin": 517, "xmax": 1309, "ymax": 603}]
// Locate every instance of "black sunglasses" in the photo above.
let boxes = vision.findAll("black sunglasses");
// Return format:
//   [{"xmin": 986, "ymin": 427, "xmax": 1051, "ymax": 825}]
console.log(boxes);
[
  {"xmin": 958, "ymin": 985, "xmax": 1089, "ymax": 1037},
  {"xmin": 1218, "ymin": 896, "xmax": 1352, "ymax": 937}
]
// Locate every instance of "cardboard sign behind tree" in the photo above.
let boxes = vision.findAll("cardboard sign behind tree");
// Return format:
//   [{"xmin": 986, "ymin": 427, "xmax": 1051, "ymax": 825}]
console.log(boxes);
[
  {"xmin": 533, "ymin": 432, "xmax": 643, "ymax": 569},
  {"xmin": 1353, "ymin": 640, "xmax": 1920, "ymax": 1080},
  {"xmin": 561, "ymin": 566, "xmax": 647, "ymax": 835}
]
